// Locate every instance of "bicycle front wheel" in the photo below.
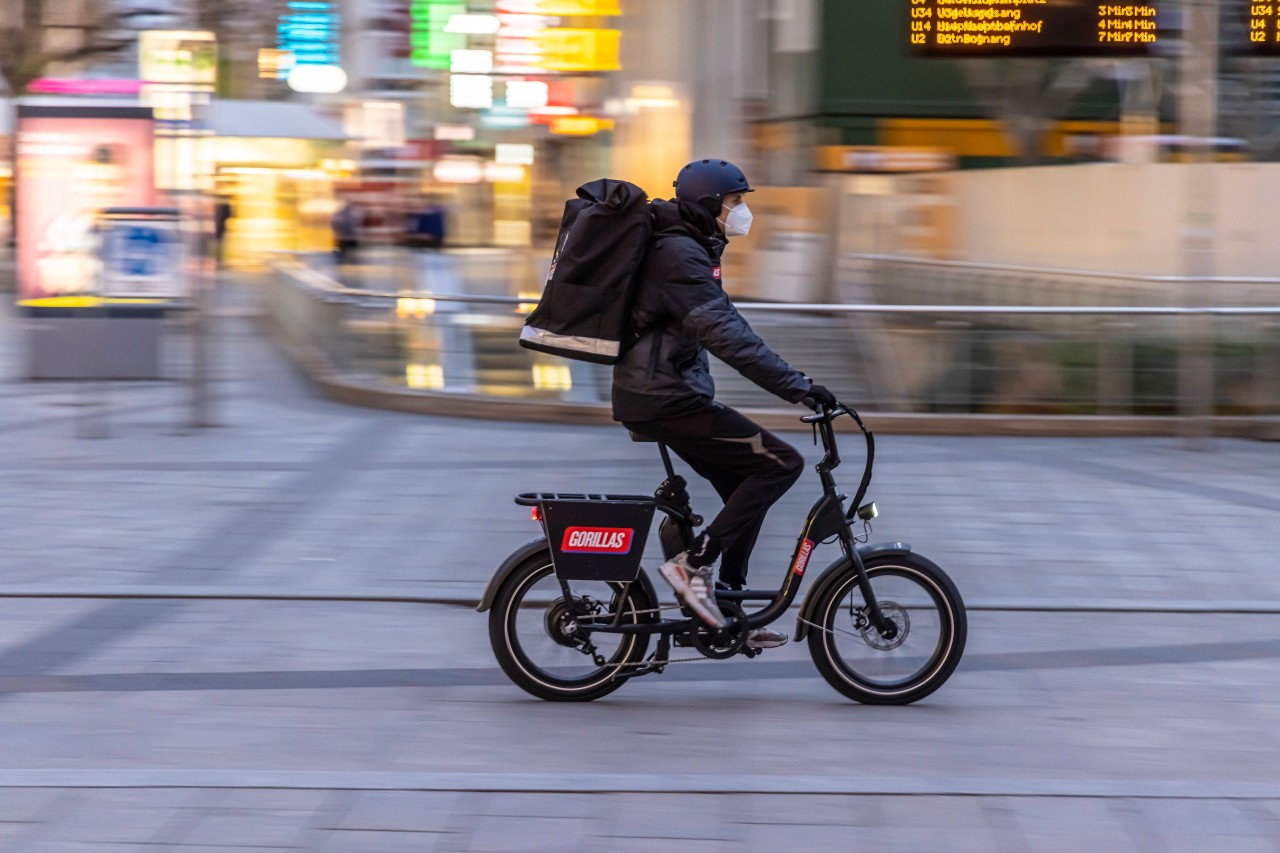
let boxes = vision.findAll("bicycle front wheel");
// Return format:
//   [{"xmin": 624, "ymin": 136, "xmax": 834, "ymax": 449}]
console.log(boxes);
[
  {"xmin": 488, "ymin": 549, "xmax": 654, "ymax": 702},
  {"xmin": 808, "ymin": 553, "xmax": 966, "ymax": 705}
]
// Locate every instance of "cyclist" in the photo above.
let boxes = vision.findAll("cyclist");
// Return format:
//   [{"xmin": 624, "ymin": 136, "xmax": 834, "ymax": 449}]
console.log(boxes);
[{"xmin": 612, "ymin": 159, "xmax": 837, "ymax": 649}]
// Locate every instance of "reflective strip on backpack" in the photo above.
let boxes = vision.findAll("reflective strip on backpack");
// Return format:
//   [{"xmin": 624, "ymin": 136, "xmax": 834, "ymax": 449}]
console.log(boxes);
[{"xmin": 520, "ymin": 325, "xmax": 620, "ymax": 359}]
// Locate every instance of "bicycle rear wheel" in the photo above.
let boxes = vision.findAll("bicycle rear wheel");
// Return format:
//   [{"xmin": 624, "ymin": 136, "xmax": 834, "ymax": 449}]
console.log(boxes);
[
  {"xmin": 807, "ymin": 553, "xmax": 966, "ymax": 705},
  {"xmin": 488, "ymin": 549, "xmax": 654, "ymax": 702}
]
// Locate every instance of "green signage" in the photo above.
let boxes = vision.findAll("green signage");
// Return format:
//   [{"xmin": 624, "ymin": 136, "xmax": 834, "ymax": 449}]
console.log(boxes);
[{"xmin": 410, "ymin": 0, "xmax": 468, "ymax": 69}]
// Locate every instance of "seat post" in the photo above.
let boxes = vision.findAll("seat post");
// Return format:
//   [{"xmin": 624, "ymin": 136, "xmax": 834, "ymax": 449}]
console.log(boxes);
[{"xmin": 657, "ymin": 442, "xmax": 677, "ymax": 479}]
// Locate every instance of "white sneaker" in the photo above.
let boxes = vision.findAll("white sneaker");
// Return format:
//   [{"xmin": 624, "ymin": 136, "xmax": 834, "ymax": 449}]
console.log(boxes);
[
  {"xmin": 746, "ymin": 628, "xmax": 789, "ymax": 649},
  {"xmin": 658, "ymin": 552, "xmax": 727, "ymax": 629}
]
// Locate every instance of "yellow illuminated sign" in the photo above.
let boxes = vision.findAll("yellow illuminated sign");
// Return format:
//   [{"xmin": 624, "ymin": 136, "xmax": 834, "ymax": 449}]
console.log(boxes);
[
  {"xmin": 1245, "ymin": 4, "xmax": 1280, "ymax": 53},
  {"xmin": 533, "ymin": 0, "xmax": 620, "ymax": 14},
  {"xmin": 534, "ymin": 28, "xmax": 621, "ymax": 72},
  {"xmin": 549, "ymin": 116, "xmax": 614, "ymax": 136}
]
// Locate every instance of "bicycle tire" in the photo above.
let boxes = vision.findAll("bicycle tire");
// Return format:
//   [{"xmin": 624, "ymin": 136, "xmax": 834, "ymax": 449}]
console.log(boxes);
[
  {"xmin": 488, "ymin": 548, "xmax": 654, "ymax": 702},
  {"xmin": 807, "ymin": 553, "xmax": 966, "ymax": 705}
]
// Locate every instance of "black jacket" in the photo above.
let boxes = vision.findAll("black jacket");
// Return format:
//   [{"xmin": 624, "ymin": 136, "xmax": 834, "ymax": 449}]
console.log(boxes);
[{"xmin": 611, "ymin": 199, "xmax": 812, "ymax": 422}]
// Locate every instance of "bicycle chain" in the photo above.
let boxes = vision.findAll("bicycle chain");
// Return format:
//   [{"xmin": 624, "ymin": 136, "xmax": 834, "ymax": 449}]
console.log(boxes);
[
  {"xmin": 579, "ymin": 603, "xmax": 757, "ymax": 667},
  {"xmin": 615, "ymin": 653, "xmax": 717, "ymax": 667}
]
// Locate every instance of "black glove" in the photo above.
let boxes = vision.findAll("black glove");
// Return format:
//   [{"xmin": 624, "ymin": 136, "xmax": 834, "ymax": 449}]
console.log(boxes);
[{"xmin": 802, "ymin": 383, "xmax": 838, "ymax": 410}]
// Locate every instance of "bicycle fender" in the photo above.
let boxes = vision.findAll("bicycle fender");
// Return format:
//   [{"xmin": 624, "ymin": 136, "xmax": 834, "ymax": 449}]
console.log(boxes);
[
  {"xmin": 474, "ymin": 537, "xmax": 662, "ymax": 617},
  {"xmin": 793, "ymin": 541, "xmax": 912, "ymax": 641},
  {"xmin": 475, "ymin": 538, "xmax": 550, "ymax": 612}
]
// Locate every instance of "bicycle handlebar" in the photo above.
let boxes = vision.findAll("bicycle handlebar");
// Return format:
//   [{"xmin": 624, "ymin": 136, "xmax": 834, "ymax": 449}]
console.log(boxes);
[
  {"xmin": 798, "ymin": 400, "xmax": 876, "ymax": 519},
  {"xmin": 800, "ymin": 403, "xmax": 849, "ymax": 424}
]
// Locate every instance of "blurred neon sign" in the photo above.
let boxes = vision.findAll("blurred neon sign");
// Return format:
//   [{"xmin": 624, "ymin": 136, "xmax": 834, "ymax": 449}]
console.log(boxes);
[
  {"xmin": 288, "ymin": 63, "xmax": 348, "ymax": 93},
  {"xmin": 549, "ymin": 116, "xmax": 613, "ymax": 136},
  {"xmin": 494, "ymin": 5, "xmax": 553, "ymax": 74},
  {"xmin": 534, "ymin": 28, "xmax": 620, "ymax": 72},
  {"xmin": 505, "ymin": 80, "xmax": 549, "ymax": 109},
  {"xmin": 411, "ymin": 0, "xmax": 467, "ymax": 69},
  {"xmin": 532, "ymin": 0, "xmax": 620, "ymax": 14},
  {"xmin": 445, "ymin": 14, "xmax": 501, "ymax": 34},
  {"xmin": 450, "ymin": 74, "xmax": 494, "ymax": 109},
  {"xmin": 278, "ymin": 1, "xmax": 340, "ymax": 66},
  {"xmin": 28, "ymin": 79, "xmax": 145, "ymax": 95}
]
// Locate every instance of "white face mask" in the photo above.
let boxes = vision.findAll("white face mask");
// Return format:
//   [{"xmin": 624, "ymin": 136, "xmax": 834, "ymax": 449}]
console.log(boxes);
[{"xmin": 720, "ymin": 202, "xmax": 753, "ymax": 237}]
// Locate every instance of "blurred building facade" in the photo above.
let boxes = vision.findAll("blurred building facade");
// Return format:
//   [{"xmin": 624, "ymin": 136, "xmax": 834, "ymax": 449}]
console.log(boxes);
[{"xmin": 9, "ymin": 1, "xmax": 1280, "ymax": 282}]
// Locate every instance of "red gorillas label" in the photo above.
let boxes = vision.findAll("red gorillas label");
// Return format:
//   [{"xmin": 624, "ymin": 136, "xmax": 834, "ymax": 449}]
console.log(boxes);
[
  {"xmin": 712, "ymin": 266, "xmax": 722, "ymax": 280},
  {"xmin": 561, "ymin": 527, "xmax": 634, "ymax": 554},
  {"xmin": 792, "ymin": 538, "xmax": 815, "ymax": 576}
]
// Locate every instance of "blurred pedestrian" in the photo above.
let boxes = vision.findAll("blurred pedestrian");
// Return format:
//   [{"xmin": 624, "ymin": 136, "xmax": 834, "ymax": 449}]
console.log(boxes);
[
  {"xmin": 213, "ymin": 196, "xmax": 233, "ymax": 267},
  {"xmin": 332, "ymin": 199, "xmax": 363, "ymax": 265},
  {"xmin": 405, "ymin": 195, "xmax": 447, "ymax": 250}
]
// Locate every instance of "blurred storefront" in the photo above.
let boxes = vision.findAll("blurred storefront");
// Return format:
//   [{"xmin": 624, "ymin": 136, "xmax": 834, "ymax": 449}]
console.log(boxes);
[
  {"xmin": 210, "ymin": 100, "xmax": 350, "ymax": 267},
  {"xmin": 1, "ymin": 100, "xmax": 12, "ymax": 254},
  {"xmin": 335, "ymin": 0, "xmax": 626, "ymax": 252},
  {"xmin": 0, "ymin": 135, "xmax": 11, "ymax": 254}
]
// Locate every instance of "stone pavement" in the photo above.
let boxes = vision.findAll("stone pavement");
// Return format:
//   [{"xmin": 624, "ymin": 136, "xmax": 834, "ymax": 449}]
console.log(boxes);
[{"xmin": 1, "ymin": 278, "xmax": 1280, "ymax": 850}]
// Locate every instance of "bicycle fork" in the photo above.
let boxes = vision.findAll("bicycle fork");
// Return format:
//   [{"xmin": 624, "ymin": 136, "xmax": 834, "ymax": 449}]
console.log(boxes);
[{"xmin": 839, "ymin": 529, "xmax": 898, "ymax": 638}]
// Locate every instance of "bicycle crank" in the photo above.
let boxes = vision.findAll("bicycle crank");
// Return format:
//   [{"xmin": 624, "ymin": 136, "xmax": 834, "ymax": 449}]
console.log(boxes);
[{"xmin": 688, "ymin": 601, "xmax": 750, "ymax": 660}]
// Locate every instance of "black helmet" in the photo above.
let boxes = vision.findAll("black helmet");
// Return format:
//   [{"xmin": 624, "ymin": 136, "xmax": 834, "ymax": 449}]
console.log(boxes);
[{"xmin": 673, "ymin": 159, "xmax": 753, "ymax": 216}]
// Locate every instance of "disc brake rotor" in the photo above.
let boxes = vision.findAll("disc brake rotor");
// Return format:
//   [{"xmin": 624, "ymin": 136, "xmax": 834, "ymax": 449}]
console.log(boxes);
[{"xmin": 858, "ymin": 601, "xmax": 909, "ymax": 651}]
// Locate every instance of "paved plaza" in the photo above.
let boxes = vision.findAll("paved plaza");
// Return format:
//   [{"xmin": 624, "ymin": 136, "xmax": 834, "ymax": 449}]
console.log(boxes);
[{"xmin": 1, "ymin": 280, "xmax": 1280, "ymax": 850}]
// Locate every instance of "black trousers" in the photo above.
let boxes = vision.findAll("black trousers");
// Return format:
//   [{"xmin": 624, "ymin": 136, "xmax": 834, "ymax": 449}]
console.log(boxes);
[{"xmin": 625, "ymin": 404, "xmax": 804, "ymax": 587}]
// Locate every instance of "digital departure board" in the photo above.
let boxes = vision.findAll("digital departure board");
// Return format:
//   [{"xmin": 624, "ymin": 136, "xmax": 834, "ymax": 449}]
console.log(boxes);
[
  {"xmin": 1242, "ymin": 3, "xmax": 1280, "ymax": 55},
  {"xmin": 908, "ymin": 1, "xmax": 1164, "ymax": 57}
]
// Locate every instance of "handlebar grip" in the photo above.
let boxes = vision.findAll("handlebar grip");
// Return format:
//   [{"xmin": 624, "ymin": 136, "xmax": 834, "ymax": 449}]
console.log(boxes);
[{"xmin": 800, "ymin": 403, "xmax": 847, "ymax": 423}]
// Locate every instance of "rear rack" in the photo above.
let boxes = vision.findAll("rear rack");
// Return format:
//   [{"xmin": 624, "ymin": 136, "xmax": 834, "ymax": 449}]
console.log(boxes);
[{"xmin": 515, "ymin": 492, "xmax": 653, "ymax": 506}]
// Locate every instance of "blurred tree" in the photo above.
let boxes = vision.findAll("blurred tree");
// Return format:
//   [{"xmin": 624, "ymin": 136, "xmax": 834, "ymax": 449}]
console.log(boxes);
[
  {"xmin": 0, "ymin": 0, "xmax": 166, "ymax": 98},
  {"xmin": 189, "ymin": 0, "xmax": 292, "ymax": 98},
  {"xmin": 0, "ymin": 0, "xmax": 167, "ymax": 248},
  {"xmin": 960, "ymin": 59, "xmax": 1111, "ymax": 165}
]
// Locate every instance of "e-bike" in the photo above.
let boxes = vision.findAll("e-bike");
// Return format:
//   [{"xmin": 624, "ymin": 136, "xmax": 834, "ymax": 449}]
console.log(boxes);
[{"xmin": 477, "ymin": 402, "xmax": 967, "ymax": 704}]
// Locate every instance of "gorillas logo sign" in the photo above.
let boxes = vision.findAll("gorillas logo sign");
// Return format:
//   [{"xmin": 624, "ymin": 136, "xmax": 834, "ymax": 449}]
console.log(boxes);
[
  {"xmin": 792, "ymin": 538, "xmax": 815, "ymax": 576},
  {"xmin": 561, "ymin": 527, "xmax": 635, "ymax": 554}
]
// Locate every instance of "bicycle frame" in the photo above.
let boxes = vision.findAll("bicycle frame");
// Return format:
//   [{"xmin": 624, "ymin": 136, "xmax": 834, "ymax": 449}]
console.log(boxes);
[{"xmin": 576, "ymin": 403, "xmax": 895, "ymax": 641}]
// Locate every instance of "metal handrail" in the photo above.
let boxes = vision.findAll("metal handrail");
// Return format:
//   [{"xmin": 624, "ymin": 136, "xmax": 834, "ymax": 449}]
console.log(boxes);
[
  {"xmin": 271, "ymin": 253, "xmax": 1280, "ymax": 314},
  {"xmin": 849, "ymin": 253, "xmax": 1280, "ymax": 287},
  {"xmin": 272, "ymin": 262, "xmax": 1280, "ymax": 316}
]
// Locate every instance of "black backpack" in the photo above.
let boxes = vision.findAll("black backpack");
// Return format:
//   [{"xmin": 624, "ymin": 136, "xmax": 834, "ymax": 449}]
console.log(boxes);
[{"xmin": 519, "ymin": 179, "xmax": 652, "ymax": 364}]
